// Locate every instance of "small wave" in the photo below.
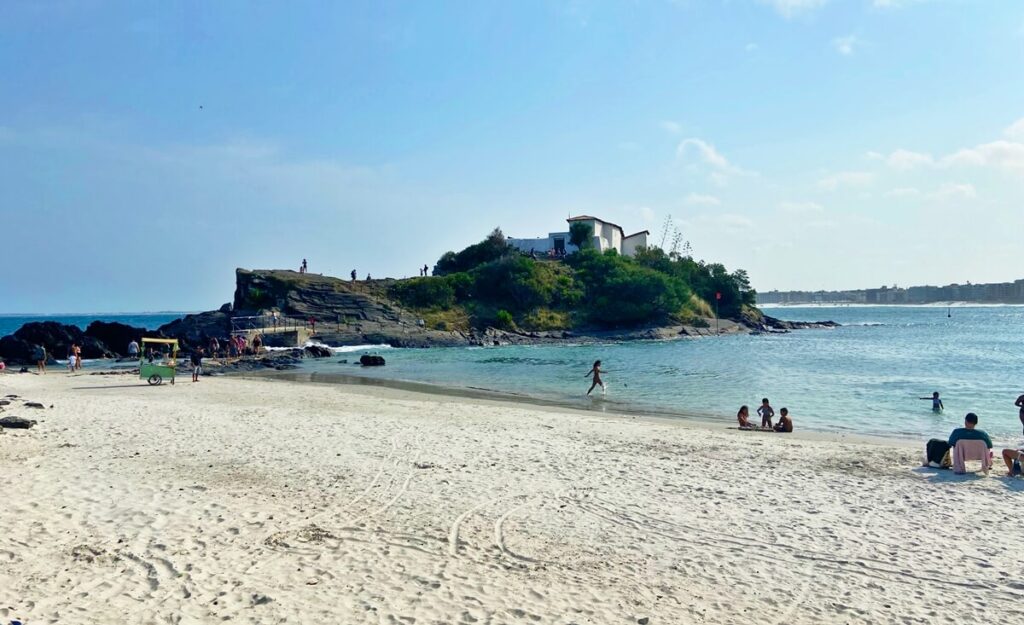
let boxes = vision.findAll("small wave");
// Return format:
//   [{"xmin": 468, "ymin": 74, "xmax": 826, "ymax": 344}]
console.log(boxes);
[{"xmin": 311, "ymin": 342, "xmax": 392, "ymax": 354}]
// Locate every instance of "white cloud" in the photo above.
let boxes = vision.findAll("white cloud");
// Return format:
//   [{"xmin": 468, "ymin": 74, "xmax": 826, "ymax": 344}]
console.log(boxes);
[
  {"xmin": 719, "ymin": 214, "xmax": 755, "ymax": 230},
  {"xmin": 929, "ymin": 182, "xmax": 977, "ymax": 201},
  {"xmin": 745, "ymin": 42, "xmax": 759, "ymax": 52},
  {"xmin": 1006, "ymin": 118, "xmax": 1024, "ymax": 141},
  {"xmin": 638, "ymin": 206, "xmax": 656, "ymax": 224},
  {"xmin": 883, "ymin": 148, "xmax": 934, "ymax": 169},
  {"xmin": 817, "ymin": 171, "xmax": 874, "ymax": 191},
  {"xmin": 942, "ymin": 140, "xmax": 1024, "ymax": 172},
  {"xmin": 884, "ymin": 187, "xmax": 922, "ymax": 198},
  {"xmin": 661, "ymin": 120, "xmax": 683, "ymax": 135},
  {"xmin": 758, "ymin": 0, "xmax": 827, "ymax": 18},
  {"xmin": 677, "ymin": 138, "xmax": 732, "ymax": 170},
  {"xmin": 832, "ymin": 35, "xmax": 862, "ymax": 56},
  {"xmin": 685, "ymin": 193, "xmax": 722, "ymax": 206},
  {"xmin": 778, "ymin": 200, "xmax": 824, "ymax": 214}
]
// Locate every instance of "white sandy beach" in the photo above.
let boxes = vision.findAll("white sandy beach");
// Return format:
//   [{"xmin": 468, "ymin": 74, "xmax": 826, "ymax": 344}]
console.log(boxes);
[{"xmin": 2, "ymin": 371, "xmax": 1023, "ymax": 625}]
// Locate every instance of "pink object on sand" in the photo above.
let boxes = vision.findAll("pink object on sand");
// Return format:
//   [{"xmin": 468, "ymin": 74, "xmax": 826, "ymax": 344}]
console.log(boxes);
[{"xmin": 952, "ymin": 440, "xmax": 992, "ymax": 474}]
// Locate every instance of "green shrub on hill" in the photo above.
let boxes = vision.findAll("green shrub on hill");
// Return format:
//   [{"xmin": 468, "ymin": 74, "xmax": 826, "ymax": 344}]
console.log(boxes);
[
  {"xmin": 434, "ymin": 228, "xmax": 512, "ymax": 276},
  {"xmin": 389, "ymin": 277, "xmax": 456, "ymax": 309},
  {"xmin": 568, "ymin": 249, "xmax": 690, "ymax": 326}
]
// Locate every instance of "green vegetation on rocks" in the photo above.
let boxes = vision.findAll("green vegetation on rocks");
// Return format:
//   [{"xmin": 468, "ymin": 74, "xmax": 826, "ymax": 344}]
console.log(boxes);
[{"xmin": 390, "ymin": 228, "xmax": 759, "ymax": 332}]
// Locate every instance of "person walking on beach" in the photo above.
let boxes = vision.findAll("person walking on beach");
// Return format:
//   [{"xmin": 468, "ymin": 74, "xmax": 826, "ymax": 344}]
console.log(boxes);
[
  {"xmin": 73, "ymin": 343, "xmax": 82, "ymax": 370},
  {"xmin": 191, "ymin": 347, "xmax": 204, "ymax": 382},
  {"xmin": 585, "ymin": 360, "xmax": 605, "ymax": 395},
  {"xmin": 920, "ymin": 391, "xmax": 944, "ymax": 413},
  {"xmin": 1016, "ymin": 393, "xmax": 1024, "ymax": 435},
  {"xmin": 67, "ymin": 349, "xmax": 76, "ymax": 373},
  {"xmin": 758, "ymin": 398, "xmax": 775, "ymax": 429},
  {"xmin": 127, "ymin": 340, "xmax": 139, "ymax": 360},
  {"xmin": 34, "ymin": 344, "xmax": 46, "ymax": 374},
  {"xmin": 774, "ymin": 407, "xmax": 793, "ymax": 433}
]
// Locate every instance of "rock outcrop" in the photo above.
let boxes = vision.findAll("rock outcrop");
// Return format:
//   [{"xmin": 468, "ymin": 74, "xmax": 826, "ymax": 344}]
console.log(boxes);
[
  {"xmin": 0, "ymin": 322, "xmax": 115, "ymax": 364},
  {"xmin": 156, "ymin": 311, "xmax": 232, "ymax": 349},
  {"xmin": 84, "ymin": 321, "xmax": 148, "ymax": 355}
]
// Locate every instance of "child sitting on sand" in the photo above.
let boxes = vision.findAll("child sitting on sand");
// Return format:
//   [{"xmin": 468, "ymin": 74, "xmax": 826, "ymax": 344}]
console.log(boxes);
[
  {"xmin": 737, "ymin": 405, "xmax": 753, "ymax": 429},
  {"xmin": 757, "ymin": 398, "xmax": 775, "ymax": 429},
  {"xmin": 774, "ymin": 407, "xmax": 793, "ymax": 433}
]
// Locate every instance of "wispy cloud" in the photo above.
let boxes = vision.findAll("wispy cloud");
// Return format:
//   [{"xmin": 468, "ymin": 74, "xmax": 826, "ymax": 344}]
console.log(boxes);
[
  {"xmin": 884, "ymin": 187, "xmax": 922, "ymax": 198},
  {"xmin": 1006, "ymin": 117, "xmax": 1024, "ymax": 141},
  {"xmin": 817, "ymin": 171, "xmax": 874, "ymax": 191},
  {"xmin": 832, "ymin": 35, "xmax": 863, "ymax": 56},
  {"xmin": 758, "ymin": 0, "xmax": 828, "ymax": 19},
  {"xmin": 929, "ymin": 182, "xmax": 977, "ymax": 201},
  {"xmin": 745, "ymin": 42, "xmax": 759, "ymax": 52},
  {"xmin": 778, "ymin": 200, "xmax": 824, "ymax": 214},
  {"xmin": 873, "ymin": 119, "xmax": 1024, "ymax": 173},
  {"xmin": 676, "ymin": 138, "xmax": 750, "ymax": 176},
  {"xmin": 685, "ymin": 193, "xmax": 722, "ymax": 206},
  {"xmin": 661, "ymin": 120, "xmax": 683, "ymax": 135}
]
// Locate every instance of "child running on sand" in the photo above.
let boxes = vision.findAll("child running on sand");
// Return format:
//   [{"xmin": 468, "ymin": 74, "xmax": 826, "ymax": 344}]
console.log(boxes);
[
  {"xmin": 585, "ymin": 360, "xmax": 605, "ymax": 396},
  {"xmin": 774, "ymin": 407, "xmax": 793, "ymax": 433},
  {"xmin": 757, "ymin": 398, "xmax": 775, "ymax": 429}
]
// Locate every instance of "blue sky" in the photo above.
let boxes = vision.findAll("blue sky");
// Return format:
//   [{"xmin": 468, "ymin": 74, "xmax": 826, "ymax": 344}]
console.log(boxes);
[{"xmin": 1, "ymin": 0, "xmax": 1022, "ymax": 312}]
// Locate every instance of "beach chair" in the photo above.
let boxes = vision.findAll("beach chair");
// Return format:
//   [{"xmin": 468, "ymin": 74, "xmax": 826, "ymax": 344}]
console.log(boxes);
[{"xmin": 952, "ymin": 440, "xmax": 992, "ymax": 475}]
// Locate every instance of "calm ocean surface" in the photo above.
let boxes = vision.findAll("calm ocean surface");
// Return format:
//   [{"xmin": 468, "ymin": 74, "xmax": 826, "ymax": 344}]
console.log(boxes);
[
  {"xmin": 5, "ymin": 307, "xmax": 1022, "ymax": 443},
  {"xmin": 295, "ymin": 306, "xmax": 1024, "ymax": 443},
  {"xmin": 0, "ymin": 313, "xmax": 186, "ymax": 339}
]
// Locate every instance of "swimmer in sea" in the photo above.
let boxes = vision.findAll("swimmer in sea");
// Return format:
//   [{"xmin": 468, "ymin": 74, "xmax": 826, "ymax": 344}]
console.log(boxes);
[
  {"xmin": 585, "ymin": 360, "xmax": 605, "ymax": 396},
  {"xmin": 920, "ymin": 391, "xmax": 943, "ymax": 413}
]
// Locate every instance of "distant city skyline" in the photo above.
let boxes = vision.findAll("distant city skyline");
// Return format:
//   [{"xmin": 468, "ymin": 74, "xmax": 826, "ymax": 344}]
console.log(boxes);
[
  {"xmin": 1, "ymin": 1, "xmax": 1022, "ymax": 313},
  {"xmin": 759, "ymin": 276, "xmax": 1024, "ymax": 305}
]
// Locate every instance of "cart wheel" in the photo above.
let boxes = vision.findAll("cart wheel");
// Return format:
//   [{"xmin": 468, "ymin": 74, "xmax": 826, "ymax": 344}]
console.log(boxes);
[{"xmin": 148, "ymin": 374, "xmax": 162, "ymax": 386}]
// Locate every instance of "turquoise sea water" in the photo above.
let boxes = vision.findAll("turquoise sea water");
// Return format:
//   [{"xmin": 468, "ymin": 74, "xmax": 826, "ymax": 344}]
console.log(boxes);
[
  {"xmin": 0, "ymin": 313, "xmax": 186, "ymax": 339},
  {"xmin": 295, "ymin": 306, "xmax": 1024, "ymax": 443}
]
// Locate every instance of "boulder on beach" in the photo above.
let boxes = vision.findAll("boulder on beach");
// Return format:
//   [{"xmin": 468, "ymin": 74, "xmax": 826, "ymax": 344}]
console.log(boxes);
[
  {"xmin": 359, "ymin": 354, "xmax": 386, "ymax": 367},
  {"xmin": 0, "ymin": 416, "xmax": 36, "ymax": 429},
  {"xmin": 303, "ymin": 345, "xmax": 333, "ymax": 358}
]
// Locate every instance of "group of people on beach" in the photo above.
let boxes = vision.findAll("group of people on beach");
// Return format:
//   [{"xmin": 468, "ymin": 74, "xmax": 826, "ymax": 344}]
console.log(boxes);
[{"xmin": 736, "ymin": 398, "xmax": 793, "ymax": 433}]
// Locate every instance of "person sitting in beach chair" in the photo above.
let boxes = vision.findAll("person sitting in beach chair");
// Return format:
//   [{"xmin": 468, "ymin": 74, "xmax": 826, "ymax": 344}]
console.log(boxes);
[
  {"xmin": 773, "ymin": 407, "xmax": 793, "ymax": 433},
  {"xmin": 947, "ymin": 413, "xmax": 993, "ymax": 474},
  {"xmin": 736, "ymin": 405, "xmax": 753, "ymax": 429}
]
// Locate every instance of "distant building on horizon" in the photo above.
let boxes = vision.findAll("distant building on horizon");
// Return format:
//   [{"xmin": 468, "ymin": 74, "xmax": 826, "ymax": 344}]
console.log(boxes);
[
  {"xmin": 758, "ymin": 278, "xmax": 1024, "ymax": 305},
  {"xmin": 507, "ymin": 215, "xmax": 649, "ymax": 258}
]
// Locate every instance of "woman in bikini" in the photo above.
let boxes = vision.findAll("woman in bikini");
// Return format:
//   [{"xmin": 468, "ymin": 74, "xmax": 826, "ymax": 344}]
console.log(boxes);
[{"xmin": 585, "ymin": 360, "xmax": 604, "ymax": 395}]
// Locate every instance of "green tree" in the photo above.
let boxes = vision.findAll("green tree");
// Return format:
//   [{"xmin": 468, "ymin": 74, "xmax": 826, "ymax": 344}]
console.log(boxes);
[
  {"xmin": 434, "ymin": 228, "xmax": 511, "ymax": 275},
  {"xmin": 569, "ymin": 221, "xmax": 594, "ymax": 250}
]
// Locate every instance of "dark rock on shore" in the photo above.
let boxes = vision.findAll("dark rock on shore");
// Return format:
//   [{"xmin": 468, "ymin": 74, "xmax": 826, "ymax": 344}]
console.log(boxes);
[
  {"xmin": 85, "ymin": 321, "xmax": 148, "ymax": 355},
  {"xmin": 0, "ymin": 416, "xmax": 36, "ymax": 429},
  {"xmin": 359, "ymin": 354, "xmax": 386, "ymax": 366},
  {"xmin": 303, "ymin": 345, "xmax": 333, "ymax": 358},
  {"xmin": 0, "ymin": 321, "xmax": 115, "ymax": 364},
  {"xmin": 156, "ymin": 310, "xmax": 232, "ymax": 349}
]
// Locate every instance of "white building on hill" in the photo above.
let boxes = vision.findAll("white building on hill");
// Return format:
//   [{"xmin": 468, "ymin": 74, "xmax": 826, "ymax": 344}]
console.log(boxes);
[{"xmin": 507, "ymin": 215, "xmax": 649, "ymax": 258}]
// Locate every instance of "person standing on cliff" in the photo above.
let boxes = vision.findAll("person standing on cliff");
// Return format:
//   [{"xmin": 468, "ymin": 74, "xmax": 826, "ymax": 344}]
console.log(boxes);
[
  {"xmin": 351, "ymin": 269, "xmax": 357, "ymax": 281},
  {"xmin": 301, "ymin": 258, "xmax": 308, "ymax": 274}
]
